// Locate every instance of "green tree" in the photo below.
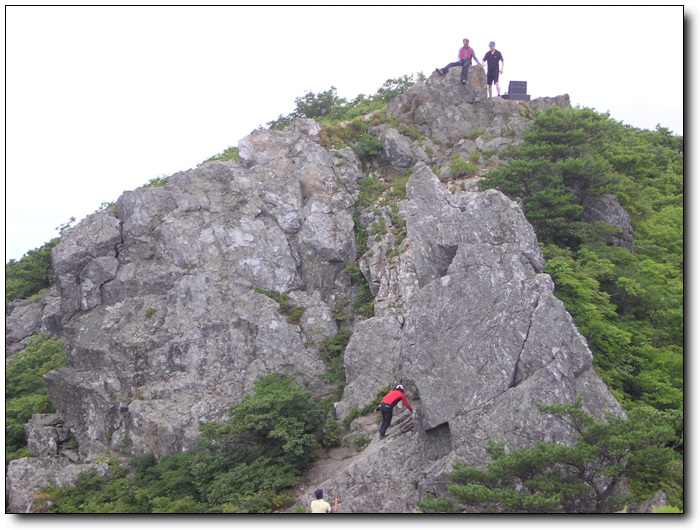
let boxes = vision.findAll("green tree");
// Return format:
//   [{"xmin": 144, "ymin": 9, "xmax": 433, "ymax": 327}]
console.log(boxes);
[
  {"xmin": 269, "ymin": 86, "xmax": 347, "ymax": 129},
  {"xmin": 189, "ymin": 372, "xmax": 324, "ymax": 512},
  {"xmin": 266, "ymin": 74, "xmax": 420, "ymax": 130},
  {"xmin": 479, "ymin": 107, "xmax": 622, "ymax": 249},
  {"xmin": 199, "ymin": 372, "xmax": 322, "ymax": 469},
  {"xmin": 374, "ymin": 74, "xmax": 423, "ymax": 102},
  {"xmin": 6, "ymin": 333, "xmax": 66, "ymax": 458},
  {"xmin": 41, "ymin": 373, "xmax": 325, "ymax": 513},
  {"xmin": 292, "ymin": 86, "xmax": 347, "ymax": 120},
  {"xmin": 6, "ymin": 238, "xmax": 59, "ymax": 307},
  {"xmin": 417, "ymin": 400, "xmax": 680, "ymax": 513}
]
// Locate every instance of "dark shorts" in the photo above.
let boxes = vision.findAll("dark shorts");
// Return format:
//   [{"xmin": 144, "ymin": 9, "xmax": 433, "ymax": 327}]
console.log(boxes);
[{"xmin": 487, "ymin": 70, "xmax": 500, "ymax": 84}]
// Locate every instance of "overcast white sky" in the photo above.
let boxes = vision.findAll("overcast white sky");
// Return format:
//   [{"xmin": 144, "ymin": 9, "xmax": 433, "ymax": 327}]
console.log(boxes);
[{"xmin": 4, "ymin": 4, "xmax": 686, "ymax": 263}]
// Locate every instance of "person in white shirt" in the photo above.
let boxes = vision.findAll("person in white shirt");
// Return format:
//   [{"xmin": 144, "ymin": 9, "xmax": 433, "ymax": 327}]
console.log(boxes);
[{"xmin": 310, "ymin": 489, "xmax": 340, "ymax": 513}]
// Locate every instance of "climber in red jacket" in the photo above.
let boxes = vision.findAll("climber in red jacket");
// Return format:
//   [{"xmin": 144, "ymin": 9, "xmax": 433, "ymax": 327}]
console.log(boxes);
[{"xmin": 376, "ymin": 385, "xmax": 413, "ymax": 438}]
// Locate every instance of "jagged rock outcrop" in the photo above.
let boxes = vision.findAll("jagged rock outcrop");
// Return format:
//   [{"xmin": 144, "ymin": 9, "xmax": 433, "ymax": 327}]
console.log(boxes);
[
  {"xmin": 6, "ymin": 456, "xmax": 108, "ymax": 513},
  {"xmin": 6, "ymin": 413, "xmax": 106, "ymax": 513},
  {"xmin": 7, "ymin": 73, "xmax": 626, "ymax": 513},
  {"xmin": 311, "ymin": 164, "xmax": 622, "ymax": 513},
  {"xmin": 5, "ymin": 286, "xmax": 62, "ymax": 357},
  {"xmin": 41, "ymin": 119, "xmax": 361, "ymax": 459},
  {"xmin": 388, "ymin": 68, "xmax": 570, "ymax": 147}
]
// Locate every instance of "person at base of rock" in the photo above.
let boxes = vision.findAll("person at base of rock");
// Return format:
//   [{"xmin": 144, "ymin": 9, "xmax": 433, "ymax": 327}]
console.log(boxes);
[
  {"xmin": 482, "ymin": 41, "xmax": 505, "ymax": 98},
  {"xmin": 436, "ymin": 38, "xmax": 480, "ymax": 84},
  {"xmin": 310, "ymin": 489, "xmax": 340, "ymax": 513},
  {"xmin": 376, "ymin": 384, "xmax": 413, "ymax": 438}
]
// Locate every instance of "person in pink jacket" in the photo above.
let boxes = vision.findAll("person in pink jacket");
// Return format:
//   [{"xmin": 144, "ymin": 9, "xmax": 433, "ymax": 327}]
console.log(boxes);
[
  {"xmin": 377, "ymin": 385, "xmax": 413, "ymax": 438},
  {"xmin": 436, "ymin": 38, "xmax": 479, "ymax": 84}
]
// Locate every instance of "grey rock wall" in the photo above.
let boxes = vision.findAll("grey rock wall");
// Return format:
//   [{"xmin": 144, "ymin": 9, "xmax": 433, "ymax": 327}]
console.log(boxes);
[
  {"xmin": 316, "ymin": 165, "xmax": 622, "ymax": 513},
  {"xmin": 43, "ymin": 119, "xmax": 362, "ymax": 458}
]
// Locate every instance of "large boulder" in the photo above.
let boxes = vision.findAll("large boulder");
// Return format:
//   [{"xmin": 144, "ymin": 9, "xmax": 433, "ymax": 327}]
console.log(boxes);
[{"xmin": 581, "ymin": 194, "xmax": 634, "ymax": 252}]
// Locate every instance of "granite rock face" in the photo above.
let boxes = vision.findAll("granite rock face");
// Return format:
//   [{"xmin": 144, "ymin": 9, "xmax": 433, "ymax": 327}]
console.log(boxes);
[
  {"xmin": 5, "ymin": 286, "xmax": 62, "ymax": 357},
  {"xmin": 44, "ymin": 119, "xmax": 362, "ymax": 458},
  {"xmin": 318, "ymin": 165, "xmax": 622, "ymax": 513},
  {"xmin": 8, "ymin": 79, "xmax": 626, "ymax": 513}
]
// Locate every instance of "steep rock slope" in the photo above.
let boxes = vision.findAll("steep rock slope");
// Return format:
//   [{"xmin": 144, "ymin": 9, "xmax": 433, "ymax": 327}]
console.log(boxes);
[
  {"xmin": 44, "ymin": 119, "xmax": 361, "ymax": 457},
  {"xmin": 307, "ymin": 163, "xmax": 622, "ymax": 513}
]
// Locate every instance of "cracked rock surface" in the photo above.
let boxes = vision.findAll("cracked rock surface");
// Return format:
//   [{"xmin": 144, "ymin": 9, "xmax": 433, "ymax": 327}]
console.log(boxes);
[{"xmin": 323, "ymin": 164, "xmax": 622, "ymax": 513}]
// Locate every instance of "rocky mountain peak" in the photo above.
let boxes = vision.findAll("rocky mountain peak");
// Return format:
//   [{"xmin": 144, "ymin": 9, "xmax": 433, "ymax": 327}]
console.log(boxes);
[{"xmin": 6, "ymin": 69, "xmax": 624, "ymax": 513}]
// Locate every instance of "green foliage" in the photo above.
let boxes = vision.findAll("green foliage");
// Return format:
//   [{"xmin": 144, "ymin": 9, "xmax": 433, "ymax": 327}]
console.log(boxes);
[
  {"xmin": 374, "ymin": 74, "xmax": 424, "ymax": 102},
  {"xmin": 417, "ymin": 399, "xmax": 681, "ymax": 513},
  {"xmin": 43, "ymin": 373, "xmax": 324, "ymax": 513},
  {"xmin": 353, "ymin": 211, "xmax": 370, "ymax": 257},
  {"xmin": 389, "ymin": 168, "xmax": 412, "ymax": 200},
  {"xmin": 6, "ymin": 334, "xmax": 66, "ymax": 458},
  {"xmin": 202, "ymin": 146, "xmax": 240, "ymax": 164},
  {"xmin": 268, "ymin": 86, "xmax": 346, "ymax": 130},
  {"xmin": 267, "ymin": 75, "xmax": 420, "ymax": 131},
  {"xmin": 199, "ymin": 372, "xmax": 323, "ymax": 469},
  {"xmin": 353, "ymin": 436, "xmax": 371, "ymax": 449},
  {"xmin": 449, "ymin": 154, "xmax": 478, "ymax": 179},
  {"xmin": 542, "ymin": 246, "xmax": 630, "ymax": 372},
  {"xmin": 5, "ymin": 238, "xmax": 59, "ymax": 308},
  {"xmin": 324, "ymin": 419, "xmax": 343, "ymax": 448},
  {"xmin": 136, "ymin": 175, "xmax": 169, "ymax": 189},
  {"xmin": 478, "ymin": 106, "xmax": 683, "ymax": 438},
  {"xmin": 479, "ymin": 106, "xmax": 624, "ymax": 249},
  {"xmin": 356, "ymin": 176, "xmax": 388, "ymax": 209},
  {"xmin": 318, "ymin": 329, "xmax": 353, "ymax": 382},
  {"xmin": 6, "ymin": 334, "xmax": 66, "ymax": 400},
  {"xmin": 343, "ymin": 262, "xmax": 374, "ymax": 318},
  {"xmin": 321, "ymin": 118, "xmax": 368, "ymax": 150},
  {"xmin": 295, "ymin": 86, "xmax": 348, "ymax": 120},
  {"xmin": 344, "ymin": 407, "xmax": 362, "ymax": 430},
  {"xmin": 353, "ymin": 133, "xmax": 384, "ymax": 162},
  {"xmin": 652, "ymin": 505, "xmax": 683, "ymax": 513}
]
